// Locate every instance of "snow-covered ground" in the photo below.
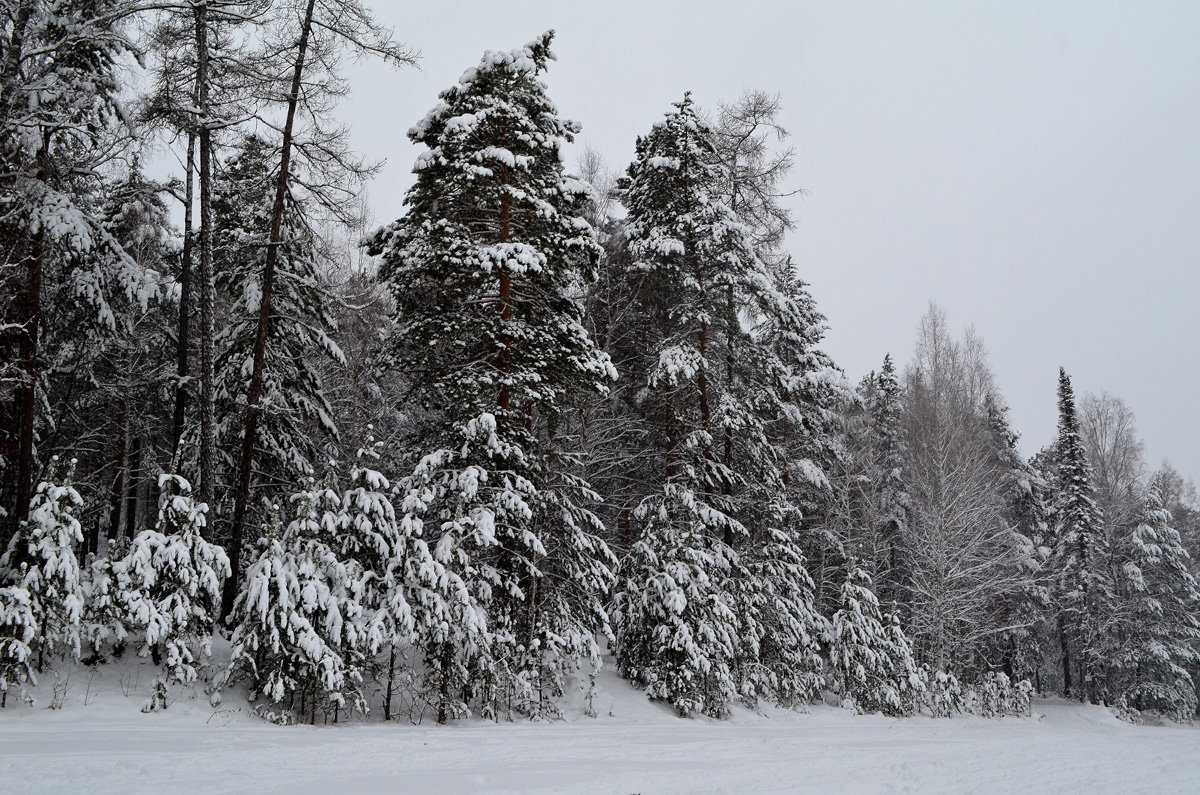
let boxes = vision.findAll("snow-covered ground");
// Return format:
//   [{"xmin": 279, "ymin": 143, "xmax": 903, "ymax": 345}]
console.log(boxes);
[{"xmin": 2, "ymin": 658, "xmax": 1198, "ymax": 794}]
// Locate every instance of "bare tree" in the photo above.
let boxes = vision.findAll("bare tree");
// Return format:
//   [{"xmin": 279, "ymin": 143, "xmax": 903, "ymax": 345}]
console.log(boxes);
[
  {"xmin": 901, "ymin": 305, "xmax": 1033, "ymax": 672},
  {"xmin": 221, "ymin": 0, "xmax": 416, "ymax": 618},
  {"xmin": 1079, "ymin": 391, "xmax": 1145, "ymax": 546}
]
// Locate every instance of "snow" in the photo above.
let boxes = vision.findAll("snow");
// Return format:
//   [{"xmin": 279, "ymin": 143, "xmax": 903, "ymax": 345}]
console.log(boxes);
[{"xmin": 2, "ymin": 656, "xmax": 1198, "ymax": 793}]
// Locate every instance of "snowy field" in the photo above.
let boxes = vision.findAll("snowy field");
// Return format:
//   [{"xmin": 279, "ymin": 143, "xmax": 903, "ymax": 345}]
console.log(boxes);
[{"xmin": 2, "ymin": 661, "xmax": 1199, "ymax": 794}]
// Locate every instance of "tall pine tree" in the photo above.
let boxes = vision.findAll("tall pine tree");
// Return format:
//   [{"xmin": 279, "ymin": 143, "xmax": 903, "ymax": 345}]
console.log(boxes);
[{"xmin": 367, "ymin": 32, "xmax": 616, "ymax": 721}]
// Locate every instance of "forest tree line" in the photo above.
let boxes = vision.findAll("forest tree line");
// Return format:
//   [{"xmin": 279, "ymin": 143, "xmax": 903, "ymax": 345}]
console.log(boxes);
[{"xmin": 1, "ymin": 3, "xmax": 1198, "ymax": 725}]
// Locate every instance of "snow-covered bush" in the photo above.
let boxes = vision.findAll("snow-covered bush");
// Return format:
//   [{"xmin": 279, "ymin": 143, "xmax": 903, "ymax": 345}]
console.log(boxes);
[
  {"xmin": 80, "ymin": 549, "xmax": 127, "ymax": 662},
  {"xmin": 225, "ymin": 485, "xmax": 367, "ymax": 723},
  {"xmin": 0, "ymin": 459, "xmax": 85, "ymax": 667},
  {"xmin": 0, "ymin": 587, "xmax": 37, "ymax": 705},
  {"xmin": 828, "ymin": 561, "xmax": 923, "ymax": 716},
  {"xmin": 968, "ymin": 671, "xmax": 1032, "ymax": 717},
  {"xmin": 918, "ymin": 666, "xmax": 964, "ymax": 718},
  {"xmin": 115, "ymin": 474, "xmax": 229, "ymax": 708}
]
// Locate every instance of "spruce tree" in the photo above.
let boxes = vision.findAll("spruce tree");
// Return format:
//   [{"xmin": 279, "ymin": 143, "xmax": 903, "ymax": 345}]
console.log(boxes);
[
  {"xmin": 1117, "ymin": 487, "xmax": 1200, "ymax": 719},
  {"xmin": 1050, "ymin": 368, "xmax": 1112, "ymax": 702},
  {"xmin": 0, "ymin": 459, "xmax": 85, "ymax": 666},
  {"xmin": 115, "ymin": 474, "xmax": 230, "ymax": 709},
  {"xmin": 0, "ymin": 586, "xmax": 36, "ymax": 705},
  {"xmin": 828, "ymin": 560, "xmax": 921, "ymax": 716},
  {"xmin": 367, "ymin": 32, "xmax": 616, "ymax": 721}
]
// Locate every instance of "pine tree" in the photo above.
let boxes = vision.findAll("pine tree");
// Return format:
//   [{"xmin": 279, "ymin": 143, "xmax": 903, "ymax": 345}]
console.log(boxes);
[
  {"xmin": 828, "ymin": 561, "xmax": 921, "ymax": 716},
  {"xmin": 1050, "ymin": 368, "xmax": 1112, "ymax": 702},
  {"xmin": 338, "ymin": 438, "xmax": 479, "ymax": 721},
  {"xmin": 115, "ymin": 474, "xmax": 230, "ymax": 709},
  {"xmin": 225, "ymin": 483, "xmax": 366, "ymax": 723},
  {"xmin": 1116, "ymin": 487, "xmax": 1200, "ymax": 719},
  {"xmin": 0, "ymin": 459, "xmax": 85, "ymax": 667},
  {"xmin": 609, "ymin": 94, "xmax": 829, "ymax": 715},
  {"xmin": 367, "ymin": 32, "xmax": 616, "ymax": 721}
]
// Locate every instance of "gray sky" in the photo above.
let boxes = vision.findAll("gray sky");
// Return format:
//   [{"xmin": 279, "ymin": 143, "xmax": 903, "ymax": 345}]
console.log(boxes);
[{"xmin": 339, "ymin": 1, "xmax": 1200, "ymax": 478}]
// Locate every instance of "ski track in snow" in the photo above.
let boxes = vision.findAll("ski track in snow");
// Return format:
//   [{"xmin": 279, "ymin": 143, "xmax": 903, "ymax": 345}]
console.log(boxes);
[{"xmin": 2, "ymin": 664, "xmax": 1198, "ymax": 794}]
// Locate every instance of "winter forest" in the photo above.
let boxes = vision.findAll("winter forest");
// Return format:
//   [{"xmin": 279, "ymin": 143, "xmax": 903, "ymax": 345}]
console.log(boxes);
[{"xmin": 2, "ymin": 0, "xmax": 1200, "ymax": 790}]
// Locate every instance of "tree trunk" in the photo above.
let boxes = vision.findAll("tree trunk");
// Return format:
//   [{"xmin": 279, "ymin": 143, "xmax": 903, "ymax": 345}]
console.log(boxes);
[
  {"xmin": 384, "ymin": 643, "xmax": 395, "ymax": 721},
  {"xmin": 107, "ymin": 402, "xmax": 127, "ymax": 543},
  {"xmin": 222, "ymin": 0, "xmax": 319, "ymax": 621},
  {"xmin": 13, "ymin": 133, "xmax": 48, "ymax": 528},
  {"xmin": 123, "ymin": 437, "xmax": 142, "ymax": 538},
  {"xmin": 171, "ymin": 133, "xmax": 195, "ymax": 460},
  {"xmin": 193, "ymin": 4, "xmax": 217, "ymax": 516},
  {"xmin": 1058, "ymin": 616, "xmax": 1072, "ymax": 697}
]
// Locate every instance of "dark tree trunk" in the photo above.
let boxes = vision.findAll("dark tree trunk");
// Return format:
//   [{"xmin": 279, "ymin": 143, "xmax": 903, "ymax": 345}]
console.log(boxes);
[
  {"xmin": 1059, "ymin": 617, "xmax": 1073, "ymax": 697},
  {"xmin": 13, "ymin": 134, "xmax": 48, "ymax": 529},
  {"xmin": 123, "ymin": 437, "xmax": 142, "ymax": 538},
  {"xmin": 171, "ymin": 133, "xmax": 195, "ymax": 461},
  {"xmin": 107, "ymin": 403, "xmax": 127, "ymax": 542},
  {"xmin": 193, "ymin": 4, "xmax": 217, "ymax": 515}
]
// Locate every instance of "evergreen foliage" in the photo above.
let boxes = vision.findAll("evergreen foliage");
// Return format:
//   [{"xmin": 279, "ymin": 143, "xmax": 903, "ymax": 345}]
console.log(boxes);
[
  {"xmin": 225, "ymin": 486, "xmax": 366, "ymax": 723},
  {"xmin": 829, "ymin": 561, "xmax": 921, "ymax": 716},
  {"xmin": 0, "ymin": 459, "xmax": 85, "ymax": 664},
  {"xmin": 367, "ymin": 32, "xmax": 616, "ymax": 720},
  {"xmin": 1050, "ymin": 368, "xmax": 1113, "ymax": 702},
  {"xmin": 115, "ymin": 474, "xmax": 230, "ymax": 707}
]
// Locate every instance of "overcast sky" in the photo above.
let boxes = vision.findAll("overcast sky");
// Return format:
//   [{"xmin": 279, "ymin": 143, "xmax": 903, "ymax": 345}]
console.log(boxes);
[{"xmin": 335, "ymin": 1, "xmax": 1200, "ymax": 478}]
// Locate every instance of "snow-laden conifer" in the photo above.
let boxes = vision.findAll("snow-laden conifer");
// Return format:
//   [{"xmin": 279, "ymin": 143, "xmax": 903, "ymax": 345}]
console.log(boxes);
[
  {"xmin": 0, "ymin": 459, "xmax": 85, "ymax": 666},
  {"xmin": 829, "ymin": 561, "xmax": 921, "ymax": 716},
  {"xmin": 225, "ymin": 484, "xmax": 365, "ymax": 723},
  {"xmin": 610, "ymin": 94, "xmax": 830, "ymax": 715},
  {"xmin": 367, "ymin": 32, "xmax": 616, "ymax": 721},
  {"xmin": 115, "ymin": 474, "xmax": 229, "ymax": 708},
  {"xmin": 612, "ymin": 484, "xmax": 742, "ymax": 717},
  {"xmin": 208, "ymin": 134, "xmax": 343, "ymax": 511},
  {"xmin": 1050, "ymin": 368, "xmax": 1113, "ymax": 702},
  {"xmin": 1116, "ymin": 487, "xmax": 1200, "ymax": 720},
  {"xmin": 0, "ymin": 587, "xmax": 36, "ymax": 705},
  {"xmin": 339, "ymin": 439, "xmax": 479, "ymax": 721}
]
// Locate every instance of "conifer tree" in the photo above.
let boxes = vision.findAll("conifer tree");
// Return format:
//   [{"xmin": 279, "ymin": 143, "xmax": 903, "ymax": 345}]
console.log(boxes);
[
  {"xmin": 0, "ymin": 459, "xmax": 85, "ymax": 667},
  {"xmin": 0, "ymin": 586, "xmax": 36, "ymax": 705},
  {"xmin": 0, "ymin": 0, "xmax": 140, "ymax": 540},
  {"xmin": 609, "ymin": 94, "xmax": 829, "ymax": 715},
  {"xmin": 367, "ymin": 32, "xmax": 616, "ymax": 721},
  {"xmin": 1050, "ymin": 368, "xmax": 1112, "ymax": 702},
  {"xmin": 612, "ymin": 485, "xmax": 743, "ymax": 717},
  {"xmin": 210, "ymin": 134, "xmax": 343, "ymax": 522},
  {"xmin": 981, "ymin": 393, "xmax": 1049, "ymax": 680},
  {"xmin": 116, "ymin": 474, "xmax": 230, "ymax": 709},
  {"xmin": 225, "ymin": 484, "xmax": 366, "ymax": 723},
  {"xmin": 828, "ymin": 561, "xmax": 921, "ymax": 716},
  {"xmin": 1117, "ymin": 487, "xmax": 1200, "ymax": 719},
  {"xmin": 869, "ymin": 354, "xmax": 909, "ymax": 598},
  {"xmin": 337, "ymin": 439, "xmax": 478, "ymax": 721}
]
